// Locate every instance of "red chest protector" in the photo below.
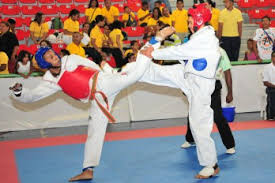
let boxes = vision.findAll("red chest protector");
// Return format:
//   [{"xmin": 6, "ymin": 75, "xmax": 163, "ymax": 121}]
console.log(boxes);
[{"xmin": 58, "ymin": 66, "xmax": 99, "ymax": 100}]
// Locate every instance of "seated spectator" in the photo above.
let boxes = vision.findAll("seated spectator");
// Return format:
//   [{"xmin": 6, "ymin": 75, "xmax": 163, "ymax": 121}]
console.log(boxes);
[
  {"xmin": 85, "ymin": 0, "xmax": 102, "ymax": 24},
  {"xmin": 109, "ymin": 20, "xmax": 125, "ymax": 67},
  {"xmin": 29, "ymin": 12, "xmax": 49, "ymax": 46},
  {"xmin": 149, "ymin": 0, "xmax": 172, "ymax": 13},
  {"xmin": 85, "ymin": 15, "xmax": 105, "ymax": 64},
  {"xmin": 0, "ymin": 21, "xmax": 19, "ymax": 74},
  {"xmin": 63, "ymin": 9, "xmax": 80, "ymax": 45},
  {"xmin": 244, "ymin": 39, "xmax": 257, "ymax": 60},
  {"xmin": 122, "ymin": 6, "xmax": 137, "ymax": 27},
  {"xmin": 81, "ymin": 23, "xmax": 91, "ymax": 46},
  {"xmin": 125, "ymin": 52, "xmax": 136, "ymax": 63},
  {"xmin": 102, "ymin": 0, "xmax": 119, "ymax": 25},
  {"xmin": 66, "ymin": 32, "xmax": 86, "ymax": 58},
  {"xmin": 32, "ymin": 40, "xmax": 52, "ymax": 73},
  {"xmin": 159, "ymin": 7, "xmax": 172, "ymax": 25},
  {"xmin": 137, "ymin": 1, "xmax": 150, "ymax": 27},
  {"xmin": 124, "ymin": 40, "xmax": 139, "ymax": 57},
  {"xmin": 7, "ymin": 18, "xmax": 16, "ymax": 34},
  {"xmin": 171, "ymin": 0, "xmax": 188, "ymax": 40},
  {"xmin": 16, "ymin": 50, "xmax": 33, "ymax": 79},
  {"xmin": 263, "ymin": 51, "xmax": 275, "ymax": 120},
  {"xmin": 154, "ymin": 0, "xmax": 164, "ymax": 13},
  {"xmin": 147, "ymin": 7, "xmax": 162, "ymax": 27},
  {"xmin": 60, "ymin": 49, "xmax": 70, "ymax": 57},
  {"xmin": 253, "ymin": 16, "xmax": 275, "ymax": 63}
]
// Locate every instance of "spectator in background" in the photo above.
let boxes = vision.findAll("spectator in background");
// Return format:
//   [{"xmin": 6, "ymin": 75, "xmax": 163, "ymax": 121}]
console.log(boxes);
[
  {"xmin": 85, "ymin": 0, "xmax": 102, "ymax": 24},
  {"xmin": 263, "ymin": 51, "xmax": 275, "ymax": 120},
  {"xmin": 60, "ymin": 49, "xmax": 70, "ymax": 57},
  {"xmin": 86, "ymin": 15, "xmax": 105, "ymax": 65},
  {"xmin": 63, "ymin": 9, "xmax": 80, "ymax": 45},
  {"xmin": 205, "ymin": 0, "xmax": 220, "ymax": 33},
  {"xmin": 102, "ymin": 0, "xmax": 119, "ymax": 25},
  {"xmin": 159, "ymin": 7, "xmax": 172, "ymax": 25},
  {"xmin": 218, "ymin": 0, "xmax": 243, "ymax": 61},
  {"xmin": 154, "ymin": 1, "xmax": 164, "ymax": 13},
  {"xmin": 7, "ymin": 18, "xmax": 16, "ymax": 34},
  {"xmin": 29, "ymin": 12, "xmax": 49, "ymax": 46},
  {"xmin": 137, "ymin": 1, "xmax": 150, "ymax": 27},
  {"xmin": 149, "ymin": 0, "xmax": 172, "ymax": 13},
  {"xmin": 148, "ymin": 7, "xmax": 162, "ymax": 26},
  {"xmin": 109, "ymin": 20, "xmax": 125, "ymax": 67},
  {"xmin": 122, "ymin": 6, "xmax": 137, "ymax": 27},
  {"xmin": 66, "ymin": 32, "xmax": 86, "ymax": 58},
  {"xmin": 124, "ymin": 40, "xmax": 139, "ymax": 57},
  {"xmin": 81, "ymin": 23, "xmax": 91, "ymax": 46},
  {"xmin": 32, "ymin": 40, "xmax": 52, "ymax": 73},
  {"xmin": 244, "ymin": 39, "xmax": 257, "ymax": 60},
  {"xmin": 0, "ymin": 21, "xmax": 19, "ymax": 74},
  {"xmin": 125, "ymin": 52, "xmax": 136, "ymax": 63},
  {"xmin": 16, "ymin": 50, "xmax": 33, "ymax": 79},
  {"xmin": 171, "ymin": 0, "xmax": 188, "ymax": 40},
  {"xmin": 253, "ymin": 16, "xmax": 275, "ymax": 63}
]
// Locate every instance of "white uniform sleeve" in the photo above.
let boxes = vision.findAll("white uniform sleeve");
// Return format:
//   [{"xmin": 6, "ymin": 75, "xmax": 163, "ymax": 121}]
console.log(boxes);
[
  {"xmin": 101, "ymin": 63, "xmax": 118, "ymax": 74},
  {"xmin": 263, "ymin": 65, "xmax": 270, "ymax": 82},
  {"xmin": 11, "ymin": 81, "xmax": 61, "ymax": 103}
]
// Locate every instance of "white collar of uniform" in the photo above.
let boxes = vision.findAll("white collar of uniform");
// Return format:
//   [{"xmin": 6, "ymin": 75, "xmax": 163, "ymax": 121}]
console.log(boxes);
[{"xmin": 190, "ymin": 26, "xmax": 214, "ymax": 40}]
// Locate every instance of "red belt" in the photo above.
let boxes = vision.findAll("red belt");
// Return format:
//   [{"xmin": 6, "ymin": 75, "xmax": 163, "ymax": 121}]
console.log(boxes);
[{"xmin": 90, "ymin": 72, "xmax": 116, "ymax": 123}]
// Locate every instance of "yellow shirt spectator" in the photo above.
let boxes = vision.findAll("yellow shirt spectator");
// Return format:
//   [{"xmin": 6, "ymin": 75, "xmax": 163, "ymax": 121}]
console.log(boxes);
[
  {"xmin": 159, "ymin": 16, "xmax": 172, "ymax": 25},
  {"xmin": 85, "ymin": 7, "xmax": 102, "ymax": 23},
  {"xmin": 0, "ymin": 51, "xmax": 9, "ymax": 74},
  {"xmin": 219, "ymin": 7, "xmax": 243, "ymax": 37},
  {"xmin": 147, "ymin": 18, "xmax": 158, "ymax": 26},
  {"xmin": 124, "ymin": 49, "xmax": 133, "ymax": 57},
  {"xmin": 210, "ymin": 8, "xmax": 220, "ymax": 31},
  {"xmin": 172, "ymin": 8, "xmax": 188, "ymax": 33},
  {"xmin": 102, "ymin": 6, "xmax": 119, "ymax": 24},
  {"xmin": 122, "ymin": 12, "xmax": 136, "ymax": 23},
  {"xmin": 137, "ymin": 9, "xmax": 150, "ymax": 25},
  {"xmin": 109, "ymin": 28, "xmax": 124, "ymax": 48},
  {"xmin": 29, "ymin": 22, "xmax": 49, "ymax": 38},
  {"xmin": 90, "ymin": 25, "xmax": 104, "ymax": 48},
  {"xmin": 66, "ymin": 42, "xmax": 86, "ymax": 58},
  {"xmin": 64, "ymin": 17, "xmax": 79, "ymax": 33}
]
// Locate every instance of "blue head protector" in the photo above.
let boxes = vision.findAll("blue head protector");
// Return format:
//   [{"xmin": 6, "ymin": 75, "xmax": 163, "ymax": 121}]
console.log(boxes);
[{"xmin": 35, "ymin": 47, "xmax": 60, "ymax": 69}]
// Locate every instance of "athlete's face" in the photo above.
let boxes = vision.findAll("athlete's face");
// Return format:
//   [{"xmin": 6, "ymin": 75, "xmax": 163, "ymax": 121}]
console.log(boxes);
[
  {"xmin": 188, "ymin": 16, "xmax": 195, "ymax": 33},
  {"xmin": 43, "ymin": 50, "xmax": 61, "ymax": 67}
]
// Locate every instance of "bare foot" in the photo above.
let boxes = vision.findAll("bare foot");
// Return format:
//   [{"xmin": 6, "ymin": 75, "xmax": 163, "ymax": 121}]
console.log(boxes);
[{"xmin": 69, "ymin": 169, "xmax": 93, "ymax": 182}]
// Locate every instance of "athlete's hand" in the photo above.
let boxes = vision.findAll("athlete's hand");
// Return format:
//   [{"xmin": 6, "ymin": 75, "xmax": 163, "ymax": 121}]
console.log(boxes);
[
  {"xmin": 156, "ymin": 26, "xmax": 175, "ymax": 40},
  {"xmin": 140, "ymin": 46, "xmax": 154, "ymax": 58},
  {"xmin": 226, "ymin": 92, "xmax": 233, "ymax": 103}
]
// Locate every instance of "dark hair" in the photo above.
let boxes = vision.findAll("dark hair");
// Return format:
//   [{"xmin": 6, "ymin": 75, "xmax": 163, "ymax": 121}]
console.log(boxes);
[
  {"xmin": 206, "ymin": 0, "xmax": 216, "ymax": 8},
  {"xmin": 7, "ymin": 18, "xmax": 16, "ymax": 25},
  {"xmin": 247, "ymin": 38, "xmax": 253, "ymax": 43},
  {"xmin": 34, "ymin": 12, "xmax": 43, "ymax": 25},
  {"xmin": 157, "ymin": 20, "xmax": 165, "ymax": 28},
  {"xmin": 69, "ymin": 9, "xmax": 80, "ymax": 17},
  {"xmin": 272, "ymin": 50, "xmax": 275, "ymax": 56},
  {"xmin": 40, "ymin": 40, "xmax": 52, "ymax": 48},
  {"xmin": 130, "ymin": 40, "xmax": 138, "ymax": 46},
  {"xmin": 142, "ymin": 1, "xmax": 148, "ymax": 6},
  {"xmin": 17, "ymin": 50, "xmax": 32, "ymax": 63},
  {"xmin": 95, "ymin": 15, "xmax": 105, "ymax": 24},
  {"xmin": 153, "ymin": 7, "xmax": 162, "ymax": 19},
  {"xmin": 60, "ymin": 49, "xmax": 70, "ymax": 56},
  {"xmin": 83, "ymin": 22, "xmax": 90, "ymax": 27},
  {"xmin": 177, "ymin": 0, "xmax": 184, "ymax": 3},
  {"xmin": 88, "ymin": 0, "xmax": 99, "ymax": 8},
  {"xmin": 262, "ymin": 15, "xmax": 270, "ymax": 21},
  {"xmin": 155, "ymin": 0, "xmax": 162, "ymax": 5},
  {"xmin": 125, "ymin": 52, "xmax": 135, "ymax": 61},
  {"xmin": 111, "ymin": 20, "xmax": 123, "ymax": 30},
  {"xmin": 124, "ymin": 6, "xmax": 129, "ymax": 10}
]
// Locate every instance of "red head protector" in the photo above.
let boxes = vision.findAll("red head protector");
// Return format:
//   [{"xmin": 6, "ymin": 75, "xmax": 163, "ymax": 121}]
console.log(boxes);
[{"xmin": 188, "ymin": 3, "xmax": 212, "ymax": 31}]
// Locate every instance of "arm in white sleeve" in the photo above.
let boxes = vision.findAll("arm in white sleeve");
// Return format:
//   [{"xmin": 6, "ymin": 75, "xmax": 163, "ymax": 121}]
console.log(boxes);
[
  {"xmin": 101, "ymin": 62, "xmax": 118, "ymax": 74},
  {"xmin": 11, "ymin": 81, "xmax": 61, "ymax": 103},
  {"xmin": 139, "ymin": 62, "xmax": 184, "ymax": 89},
  {"xmin": 68, "ymin": 54, "xmax": 101, "ymax": 70}
]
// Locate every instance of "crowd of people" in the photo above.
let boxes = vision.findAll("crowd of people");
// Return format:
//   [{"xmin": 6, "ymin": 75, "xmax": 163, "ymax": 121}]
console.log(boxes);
[{"xmin": 0, "ymin": 0, "xmax": 274, "ymax": 114}]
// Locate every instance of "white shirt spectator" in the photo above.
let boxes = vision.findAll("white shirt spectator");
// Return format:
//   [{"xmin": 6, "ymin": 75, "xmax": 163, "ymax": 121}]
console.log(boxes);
[
  {"xmin": 253, "ymin": 28, "xmax": 275, "ymax": 60},
  {"xmin": 263, "ymin": 63, "xmax": 275, "ymax": 85}
]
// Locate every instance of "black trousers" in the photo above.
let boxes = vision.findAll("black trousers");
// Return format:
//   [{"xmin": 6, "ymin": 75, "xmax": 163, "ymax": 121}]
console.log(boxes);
[
  {"xmin": 221, "ymin": 36, "xmax": 241, "ymax": 61},
  {"xmin": 186, "ymin": 80, "xmax": 235, "ymax": 149},
  {"xmin": 266, "ymin": 87, "xmax": 275, "ymax": 119}
]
